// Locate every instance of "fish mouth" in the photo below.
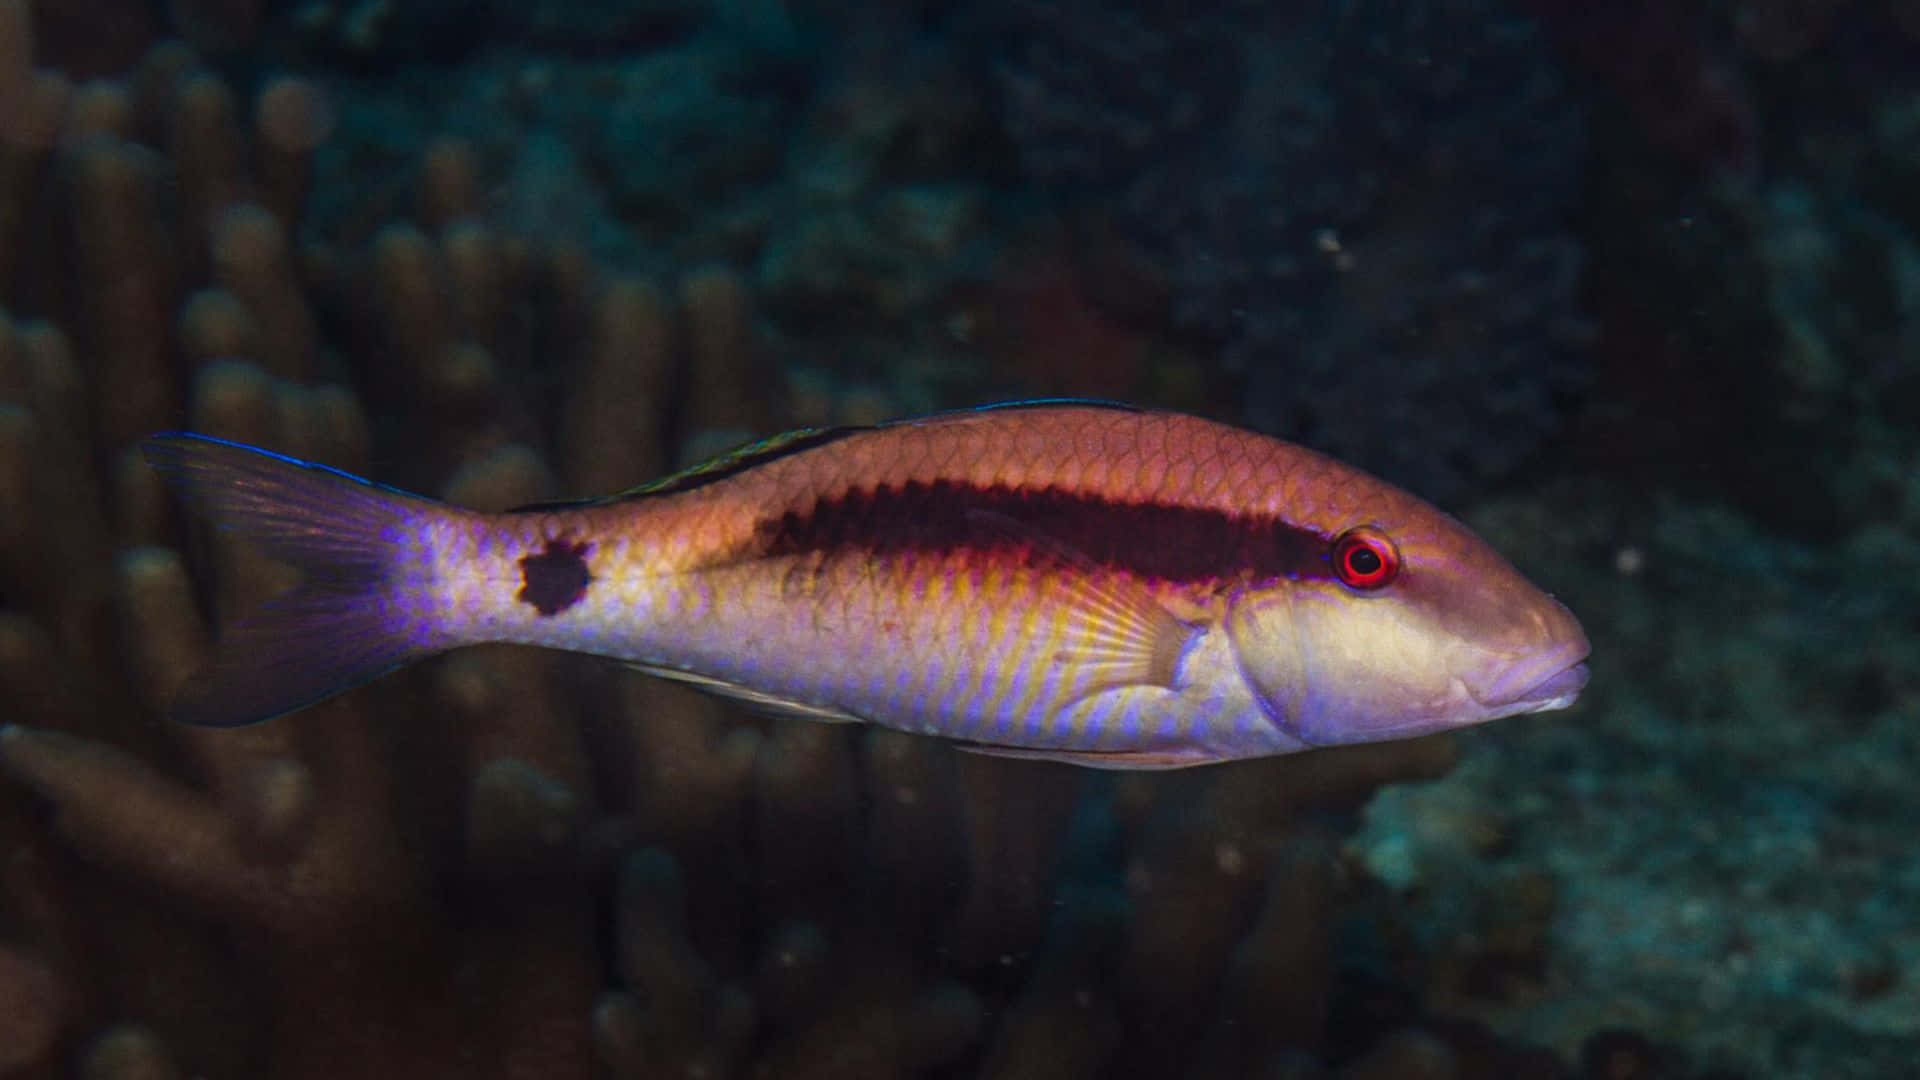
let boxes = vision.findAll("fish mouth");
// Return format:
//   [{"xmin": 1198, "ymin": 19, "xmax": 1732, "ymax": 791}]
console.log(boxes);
[{"xmin": 1472, "ymin": 643, "xmax": 1591, "ymax": 719}]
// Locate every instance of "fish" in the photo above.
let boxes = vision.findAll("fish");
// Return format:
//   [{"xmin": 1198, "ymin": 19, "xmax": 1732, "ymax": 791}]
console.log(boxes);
[{"xmin": 140, "ymin": 401, "xmax": 1589, "ymax": 769}]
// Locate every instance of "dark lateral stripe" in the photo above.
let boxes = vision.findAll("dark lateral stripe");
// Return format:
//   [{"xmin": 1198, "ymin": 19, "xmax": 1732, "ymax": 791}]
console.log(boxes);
[{"xmin": 752, "ymin": 479, "xmax": 1334, "ymax": 584}]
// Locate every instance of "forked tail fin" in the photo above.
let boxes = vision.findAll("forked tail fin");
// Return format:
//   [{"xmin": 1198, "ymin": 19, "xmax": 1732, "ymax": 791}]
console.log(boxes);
[{"xmin": 142, "ymin": 434, "xmax": 456, "ymax": 727}]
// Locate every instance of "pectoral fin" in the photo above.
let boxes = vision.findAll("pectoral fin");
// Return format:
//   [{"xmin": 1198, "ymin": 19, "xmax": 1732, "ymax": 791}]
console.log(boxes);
[{"xmin": 964, "ymin": 508, "xmax": 1192, "ymax": 694}]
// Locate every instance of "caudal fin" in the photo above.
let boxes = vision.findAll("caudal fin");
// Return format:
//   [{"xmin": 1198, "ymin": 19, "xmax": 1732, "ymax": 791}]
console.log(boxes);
[{"xmin": 142, "ymin": 434, "xmax": 455, "ymax": 727}]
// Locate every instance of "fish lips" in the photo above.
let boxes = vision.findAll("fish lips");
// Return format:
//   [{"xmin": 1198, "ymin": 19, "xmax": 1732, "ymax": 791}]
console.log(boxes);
[{"xmin": 1472, "ymin": 643, "xmax": 1591, "ymax": 719}]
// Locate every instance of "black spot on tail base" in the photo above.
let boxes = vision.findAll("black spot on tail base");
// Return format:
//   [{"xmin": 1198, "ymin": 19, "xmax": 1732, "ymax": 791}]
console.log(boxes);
[{"xmin": 518, "ymin": 537, "xmax": 593, "ymax": 616}]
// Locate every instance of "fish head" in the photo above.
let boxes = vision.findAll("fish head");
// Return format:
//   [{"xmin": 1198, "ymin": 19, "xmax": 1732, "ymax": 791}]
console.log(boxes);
[{"xmin": 1225, "ymin": 493, "xmax": 1589, "ymax": 748}]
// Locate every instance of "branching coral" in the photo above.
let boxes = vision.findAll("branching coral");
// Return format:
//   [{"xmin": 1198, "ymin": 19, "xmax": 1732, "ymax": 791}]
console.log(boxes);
[{"xmin": 0, "ymin": 8, "xmax": 1589, "ymax": 1078}]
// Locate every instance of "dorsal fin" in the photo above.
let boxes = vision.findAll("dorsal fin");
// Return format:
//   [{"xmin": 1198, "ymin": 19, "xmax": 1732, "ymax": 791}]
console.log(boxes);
[
  {"xmin": 506, "ymin": 399, "xmax": 1149, "ymax": 514},
  {"xmin": 508, "ymin": 424, "xmax": 865, "ymax": 513},
  {"xmin": 928, "ymin": 397, "xmax": 1144, "ymax": 417}
]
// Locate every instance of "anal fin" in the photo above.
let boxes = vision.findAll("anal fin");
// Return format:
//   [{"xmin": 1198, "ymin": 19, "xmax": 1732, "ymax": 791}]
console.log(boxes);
[
  {"xmin": 623, "ymin": 662, "xmax": 869, "ymax": 724},
  {"xmin": 954, "ymin": 741, "xmax": 1217, "ymax": 770}
]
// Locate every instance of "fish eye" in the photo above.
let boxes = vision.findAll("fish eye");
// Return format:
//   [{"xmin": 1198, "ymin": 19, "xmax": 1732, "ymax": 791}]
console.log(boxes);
[{"xmin": 1331, "ymin": 526, "xmax": 1399, "ymax": 590}]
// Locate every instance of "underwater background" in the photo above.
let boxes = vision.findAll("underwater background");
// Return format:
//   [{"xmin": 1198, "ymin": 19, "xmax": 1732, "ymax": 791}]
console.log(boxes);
[{"xmin": 0, "ymin": 0, "xmax": 1914, "ymax": 1076}]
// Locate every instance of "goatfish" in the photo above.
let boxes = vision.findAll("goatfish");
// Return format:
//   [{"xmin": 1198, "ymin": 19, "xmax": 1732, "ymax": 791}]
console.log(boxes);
[{"xmin": 141, "ymin": 401, "xmax": 1589, "ymax": 768}]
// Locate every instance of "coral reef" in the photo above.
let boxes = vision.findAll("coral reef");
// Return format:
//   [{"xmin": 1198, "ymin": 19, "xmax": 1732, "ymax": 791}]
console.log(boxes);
[
  {"xmin": 280, "ymin": 0, "xmax": 1003, "ymax": 416},
  {"xmin": 0, "ymin": 7, "xmax": 1581, "ymax": 1078},
  {"xmin": 1373, "ymin": 475, "xmax": 1920, "ymax": 1078},
  {"xmin": 3, "ymin": 0, "xmax": 1918, "ymax": 1077}
]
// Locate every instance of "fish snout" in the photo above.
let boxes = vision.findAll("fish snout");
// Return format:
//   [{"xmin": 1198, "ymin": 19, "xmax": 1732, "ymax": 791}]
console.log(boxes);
[{"xmin": 1467, "ymin": 600, "xmax": 1591, "ymax": 716}]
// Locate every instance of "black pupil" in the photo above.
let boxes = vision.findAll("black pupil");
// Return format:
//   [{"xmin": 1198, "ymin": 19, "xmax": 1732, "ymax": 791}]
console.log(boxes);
[{"xmin": 1345, "ymin": 544, "xmax": 1382, "ymax": 576}]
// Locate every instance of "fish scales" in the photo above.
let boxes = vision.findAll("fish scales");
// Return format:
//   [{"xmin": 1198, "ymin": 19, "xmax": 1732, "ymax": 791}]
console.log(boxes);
[
  {"xmin": 140, "ymin": 403, "xmax": 1590, "ymax": 768},
  {"xmin": 701, "ymin": 418, "xmax": 1248, "ymax": 737},
  {"xmin": 450, "ymin": 411, "xmax": 1289, "ymax": 743}
]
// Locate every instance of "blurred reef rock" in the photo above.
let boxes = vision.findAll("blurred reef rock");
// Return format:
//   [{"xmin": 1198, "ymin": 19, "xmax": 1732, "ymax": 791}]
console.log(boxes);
[{"xmin": 975, "ymin": 0, "xmax": 1593, "ymax": 501}]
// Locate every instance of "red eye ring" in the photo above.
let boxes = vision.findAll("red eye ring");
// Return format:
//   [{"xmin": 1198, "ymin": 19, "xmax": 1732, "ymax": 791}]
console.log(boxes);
[{"xmin": 1331, "ymin": 526, "xmax": 1400, "ymax": 590}]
